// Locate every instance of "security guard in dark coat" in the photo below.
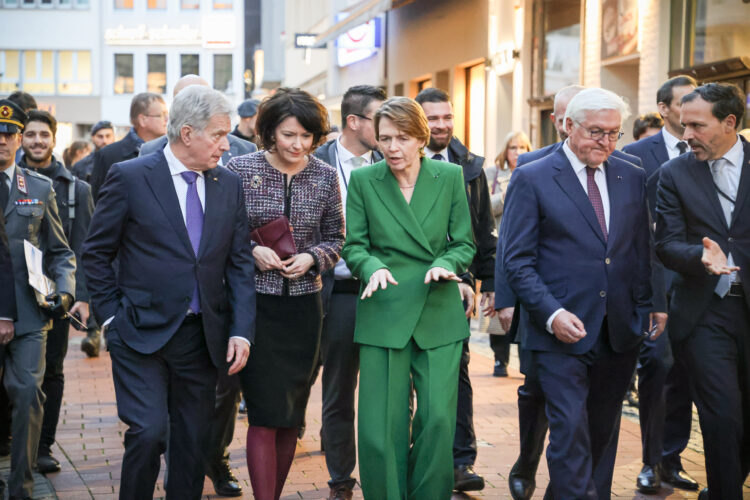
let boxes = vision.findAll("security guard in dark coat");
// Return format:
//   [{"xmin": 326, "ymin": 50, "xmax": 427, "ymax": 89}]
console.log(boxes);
[
  {"xmin": 20, "ymin": 109, "xmax": 95, "ymax": 474},
  {"xmin": 0, "ymin": 99, "xmax": 76, "ymax": 499}
]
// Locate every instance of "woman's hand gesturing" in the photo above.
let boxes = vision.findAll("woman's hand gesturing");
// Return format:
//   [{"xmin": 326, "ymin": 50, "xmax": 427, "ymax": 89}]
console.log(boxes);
[{"xmin": 361, "ymin": 268, "xmax": 398, "ymax": 299}]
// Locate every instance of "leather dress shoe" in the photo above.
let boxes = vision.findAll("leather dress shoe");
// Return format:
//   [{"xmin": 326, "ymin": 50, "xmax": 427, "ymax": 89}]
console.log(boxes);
[
  {"xmin": 454, "ymin": 464, "xmax": 485, "ymax": 491},
  {"xmin": 659, "ymin": 464, "xmax": 699, "ymax": 491},
  {"xmin": 636, "ymin": 464, "xmax": 661, "ymax": 494},
  {"xmin": 698, "ymin": 487, "xmax": 708, "ymax": 500},
  {"xmin": 328, "ymin": 484, "xmax": 354, "ymax": 500},
  {"xmin": 493, "ymin": 361, "xmax": 509, "ymax": 377},
  {"xmin": 80, "ymin": 331, "xmax": 101, "ymax": 358},
  {"xmin": 508, "ymin": 462, "xmax": 535, "ymax": 500},
  {"xmin": 36, "ymin": 453, "xmax": 61, "ymax": 474},
  {"xmin": 209, "ymin": 462, "xmax": 242, "ymax": 497}
]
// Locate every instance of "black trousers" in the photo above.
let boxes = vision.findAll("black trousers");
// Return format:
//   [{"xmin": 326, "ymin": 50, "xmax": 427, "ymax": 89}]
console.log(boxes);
[
  {"xmin": 515, "ymin": 348, "xmax": 548, "ymax": 478},
  {"xmin": 39, "ymin": 316, "xmax": 69, "ymax": 454},
  {"xmin": 204, "ymin": 369, "xmax": 241, "ymax": 478},
  {"xmin": 107, "ymin": 317, "xmax": 217, "ymax": 500},
  {"xmin": 683, "ymin": 295, "xmax": 750, "ymax": 500},
  {"xmin": 489, "ymin": 333, "xmax": 511, "ymax": 366},
  {"xmin": 453, "ymin": 338, "xmax": 477, "ymax": 466},
  {"xmin": 320, "ymin": 288, "xmax": 359, "ymax": 489}
]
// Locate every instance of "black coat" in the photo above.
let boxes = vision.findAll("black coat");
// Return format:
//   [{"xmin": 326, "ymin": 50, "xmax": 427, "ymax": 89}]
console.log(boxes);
[
  {"xmin": 447, "ymin": 137, "xmax": 496, "ymax": 291},
  {"xmin": 0, "ymin": 214, "xmax": 16, "ymax": 320},
  {"xmin": 90, "ymin": 130, "xmax": 142, "ymax": 201}
]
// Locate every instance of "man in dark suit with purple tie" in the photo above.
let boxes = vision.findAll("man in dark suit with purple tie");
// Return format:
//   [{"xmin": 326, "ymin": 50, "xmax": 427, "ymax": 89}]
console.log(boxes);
[
  {"xmin": 502, "ymin": 88, "xmax": 654, "ymax": 500},
  {"xmin": 82, "ymin": 86, "xmax": 256, "ymax": 500},
  {"xmin": 656, "ymin": 82, "xmax": 750, "ymax": 500}
]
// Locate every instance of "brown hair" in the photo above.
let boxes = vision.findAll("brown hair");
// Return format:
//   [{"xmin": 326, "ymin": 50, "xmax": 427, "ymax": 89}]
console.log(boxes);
[
  {"xmin": 374, "ymin": 97, "xmax": 430, "ymax": 156},
  {"xmin": 494, "ymin": 131, "xmax": 531, "ymax": 170},
  {"xmin": 255, "ymin": 88, "xmax": 330, "ymax": 152}
]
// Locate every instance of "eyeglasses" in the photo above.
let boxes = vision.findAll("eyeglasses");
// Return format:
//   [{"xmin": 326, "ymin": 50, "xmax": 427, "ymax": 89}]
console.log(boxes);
[
  {"xmin": 353, "ymin": 113, "xmax": 373, "ymax": 121},
  {"xmin": 576, "ymin": 122, "xmax": 624, "ymax": 142}
]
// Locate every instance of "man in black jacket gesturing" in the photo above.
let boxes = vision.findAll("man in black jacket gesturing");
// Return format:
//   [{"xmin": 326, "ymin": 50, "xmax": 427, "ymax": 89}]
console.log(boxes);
[{"xmin": 415, "ymin": 88, "xmax": 496, "ymax": 492}]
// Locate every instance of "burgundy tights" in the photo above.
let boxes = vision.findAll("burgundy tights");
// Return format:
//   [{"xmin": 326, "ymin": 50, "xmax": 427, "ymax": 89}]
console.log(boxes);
[{"xmin": 246, "ymin": 425, "xmax": 299, "ymax": 500}]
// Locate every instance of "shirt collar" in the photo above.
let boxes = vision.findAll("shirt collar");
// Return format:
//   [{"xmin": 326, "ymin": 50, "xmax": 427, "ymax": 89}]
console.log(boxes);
[
  {"xmin": 562, "ymin": 139, "xmax": 604, "ymax": 175},
  {"xmin": 335, "ymin": 136, "xmax": 373, "ymax": 166},
  {"xmin": 127, "ymin": 127, "xmax": 145, "ymax": 147},
  {"xmin": 1, "ymin": 164, "xmax": 15, "ymax": 185},
  {"xmin": 661, "ymin": 127, "xmax": 683, "ymax": 151},
  {"xmin": 424, "ymin": 146, "xmax": 450, "ymax": 162},
  {"xmin": 164, "ymin": 144, "xmax": 204, "ymax": 179},
  {"xmin": 711, "ymin": 135, "xmax": 743, "ymax": 169}
]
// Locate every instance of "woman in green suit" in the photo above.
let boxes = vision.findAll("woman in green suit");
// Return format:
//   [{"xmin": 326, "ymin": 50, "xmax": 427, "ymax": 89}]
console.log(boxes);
[{"xmin": 341, "ymin": 97, "xmax": 475, "ymax": 499}]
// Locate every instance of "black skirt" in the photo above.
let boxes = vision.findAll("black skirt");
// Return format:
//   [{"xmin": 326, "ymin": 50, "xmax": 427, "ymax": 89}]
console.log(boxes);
[{"xmin": 239, "ymin": 292, "xmax": 322, "ymax": 428}]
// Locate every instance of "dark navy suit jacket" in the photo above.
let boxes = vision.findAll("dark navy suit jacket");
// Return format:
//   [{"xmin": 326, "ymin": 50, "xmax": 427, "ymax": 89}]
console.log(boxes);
[
  {"xmin": 82, "ymin": 149, "xmax": 256, "ymax": 368},
  {"xmin": 518, "ymin": 141, "xmax": 643, "ymax": 169},
  {"xmin": 622, "ymin": 131, "xmax": 669, "ymax": 220},
  {"xmin": 501, "ymin": 147, "xmax": 652, "ymax": 354},
  {"xmin": 655, "ymin": 140, "xmax": 750, "ymax": 342}
]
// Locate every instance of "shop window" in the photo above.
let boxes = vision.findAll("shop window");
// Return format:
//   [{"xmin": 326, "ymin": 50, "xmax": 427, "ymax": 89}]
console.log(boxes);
[
  {"xmin": 181, "ymin": 0, "xmax": 199, "ymax": 9},
  {"xmin": 114, "ymin": 54, "xmax": 134, "ymax": 94},
  {"xmin": 533, "ymin": 0, "xmax": 581, "ymax": 97},
  {"xmin": 0, "ymin": 51, "xmax": 20, "ymax": 94},
  {"xmin": 147, "ymin": 54, "xmax": 167, "ymax": 94},
  {"xmin": 115, "ymin": 0, "xmax": 132, "ymax": 9},
  {"xmin": 213, "ymin": 54, "xmax": 232, "ymax": 93},
  {"xmin": 148, "ymin": 0, "xmax": 165, "ymax": 8},
  {"xmin": 3, "ymin": 0, "xmax": 19, "ymax": 7},
  {"xmin": 181, "ymin": 54, "xmax": 199, "ymax": 76},
  {"xmin": 213, "ymin": 0, "xmax": 232, "ymax": 9},
  {"xmin": 58, "ymin": 50, "xmax": 92, "ymax": 95},
  {"xmin": 22, "ymin": 50, "xmax": 54, "ymax": 95}
]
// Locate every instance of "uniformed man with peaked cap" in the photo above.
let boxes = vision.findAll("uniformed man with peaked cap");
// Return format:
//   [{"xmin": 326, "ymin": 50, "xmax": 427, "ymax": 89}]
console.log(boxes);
[{"xmin": 0, "ymin": 98, "xmax": 76, "ymax": 499}]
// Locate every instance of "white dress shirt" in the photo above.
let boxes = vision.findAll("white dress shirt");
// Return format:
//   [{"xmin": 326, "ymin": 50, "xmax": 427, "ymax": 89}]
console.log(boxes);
[
  {"xmin": 709, "ymin": 135, "xmax": 743, "ymax": 284},
  {"xmin": 0, "ymin": 165, "xmax": 15, "ymax": 322},
  {"xmin": 334, "ymin": 137, "xmax": 374, "ymax": 280},
  {"xmin": 546, "ymin": 141, "xmax": 612, "ymax": 333},
  {"xmin": 662, "ymin": 127, "xmax": 686, "ymax": 161},
  {"xmin": 425, "ymin": 146, "xmax": 450, "ymax": 162}
]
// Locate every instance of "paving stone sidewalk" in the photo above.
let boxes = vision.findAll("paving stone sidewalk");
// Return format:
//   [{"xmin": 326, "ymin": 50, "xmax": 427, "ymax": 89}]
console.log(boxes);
[{"xmin": 41, "ymin": 329, "xmax": 749, "ymax": 499}]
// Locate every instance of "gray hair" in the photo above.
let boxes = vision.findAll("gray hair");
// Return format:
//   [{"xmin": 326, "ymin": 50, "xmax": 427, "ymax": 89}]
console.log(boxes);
[
  {"xmin": 564, "ymin": 87, "xmax": 631, "ymax": 126},
  {"xmin": 167, "ymin": 85, "xmax": 233, "ymax": 144}
]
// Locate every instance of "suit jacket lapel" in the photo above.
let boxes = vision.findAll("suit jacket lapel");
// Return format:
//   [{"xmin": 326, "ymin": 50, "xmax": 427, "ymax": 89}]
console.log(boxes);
[
  {"xmin": 369, "ymin": 163, "xmax": 433, "ymax": 255},
  {"xmin": 687, "ymin": 155, "xmax": 729, "ymax": 230},
  {"xmin": 409, "ymin": 159, "xmax": 447, "ymax": 226},
  {"xmin": 552, "ymin": 151, "xmax": 607, "ymax": 245},
  {"xmin": 604, "ymin": 159, "xmax": 623, "ymax": 249},
  {"xmin": 198, "ymin": 169, "xmax": 221, "ymax": 258},
  {"xmin": 730, "ymin": 141, "xmax": 750, "ymax": 227},
  {"xmin": 144, "ymin": 151, "xmax": 195, "ymax": 256},
  {"xmin": 650, "ymin": 133, "xmax": 669, "ymax": 168}
]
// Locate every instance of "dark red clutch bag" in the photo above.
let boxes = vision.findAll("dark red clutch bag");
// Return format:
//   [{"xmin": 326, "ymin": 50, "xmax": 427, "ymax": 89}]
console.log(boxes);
[{"xmin": 250, "ymin": 216, "xmax": 297, "ymax": 259}]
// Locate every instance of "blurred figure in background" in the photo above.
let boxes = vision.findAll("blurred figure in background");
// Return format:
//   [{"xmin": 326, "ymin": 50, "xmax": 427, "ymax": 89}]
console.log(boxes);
[
  {"xmin": 231, "ymin": 98, "xmax": 262, "ymax": 149},
  {"xmin": 63, "ymin": 140, "xmax": 92, "ymax": 169},
  {"xmin": 632, "ymin": 112, "xmax": 664, "ymax": 142},
  {"xmin": 72, "ymin": 121, "xmax": 115, "ymax": 183},
  {"xmin": 482, "ymin": 131, "xmax": 531, "ymax": 377}
]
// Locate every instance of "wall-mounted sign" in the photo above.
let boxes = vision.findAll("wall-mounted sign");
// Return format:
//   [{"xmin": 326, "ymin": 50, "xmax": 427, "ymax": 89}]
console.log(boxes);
[
  {"xmin": 105, "ymin": 24, "xmax": 202, "ymax": 46},
  {"xmin": 295, "ymin": 33, "xmax": 319, "ymax": 48},
  {"xmin": 336, "ymin": 16, "xmax": 382, "ymax": 67},
  {"xmin": 601, "ymin": 0, "xmax": 638, "ymax": 60},
  {"xmin": 490, "ymin": 44, "xmax": 519, "ymax": 76}
]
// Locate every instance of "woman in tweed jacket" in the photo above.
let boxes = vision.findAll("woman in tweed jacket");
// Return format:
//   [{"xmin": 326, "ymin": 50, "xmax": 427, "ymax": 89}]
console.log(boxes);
[{"xmin": 227, "ymin": 88, "xmax": 344, "ymax": 500}]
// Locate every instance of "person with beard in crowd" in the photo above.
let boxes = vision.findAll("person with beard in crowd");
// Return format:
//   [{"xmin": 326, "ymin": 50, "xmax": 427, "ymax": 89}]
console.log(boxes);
[
  {"xmin": 72, "ymin": 121, "xmax": 115, "ymax": 183},
  {"xmin": 312, "ymin": 84, "xmax": 385, "ymax": 500},
  {"xmin": 0, "ymin": 98, "xmax": 76, "ymax": 500},
  {"xmin": 414, "ymin": 87, "xmax": 496, "ymax": 493},
  {"xmin": 19, "ymin": 110, "xmax": 94, "ymax": 474},
  {"xmin": 89, "ymin": 92, "xmax": 167, "ymax": 200}
]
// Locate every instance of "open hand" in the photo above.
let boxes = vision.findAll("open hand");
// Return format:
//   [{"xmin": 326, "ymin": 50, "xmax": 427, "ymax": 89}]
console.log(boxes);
[
  {"xmin": 424, "ymin": 267, "xmax": 461, "ymax": 284},
  {"xmin": 361, "ymin": 268, "xmax": 398, "ymax": 299},
  {"xmin": 551, "ymin": 310, "xmax": 586, "ymax": 344},
  {"xmin": 702, "ymin": 237, "xmax": 740, "ymax": 275}
]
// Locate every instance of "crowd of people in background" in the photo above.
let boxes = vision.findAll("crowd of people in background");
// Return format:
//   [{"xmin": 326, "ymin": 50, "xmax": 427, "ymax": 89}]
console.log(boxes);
[{"xmin": 0, "ymin": 71, "xmax": 748, "ymax": 500}]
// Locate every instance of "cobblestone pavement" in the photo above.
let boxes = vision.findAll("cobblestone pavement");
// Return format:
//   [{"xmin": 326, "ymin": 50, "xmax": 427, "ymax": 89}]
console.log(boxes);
[{"xmin": 40, "ymin": 328, "xmax": 749, "ymax": 499}]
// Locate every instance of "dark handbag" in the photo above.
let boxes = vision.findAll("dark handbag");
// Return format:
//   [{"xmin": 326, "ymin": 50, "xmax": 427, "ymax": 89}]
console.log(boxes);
[{"xmin": 250, "ymin": 216, "xmax": 297, "ymax": 259}]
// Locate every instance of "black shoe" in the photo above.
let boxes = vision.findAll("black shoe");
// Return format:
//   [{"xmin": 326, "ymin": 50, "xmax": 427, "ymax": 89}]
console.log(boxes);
[
  {"xmin": 80, "ymin": 331, "xmax": 100, "ymax": 358},
  {"xmin": 328, "ymin": 484, "xmax": 353, "ymax": 500},
  {"xmin": 698, "ymin": 487, "xmax": 708, "ymax": 500},
  {"xmin": 636, "ymin": 464, "xmax": 661, "ymax": 494},
  {"xmin": 493, "ymin": 361, "xmax": 509, "ymax": 377},
  {"xmin": 659, "ymin": 464, "xmax": 699, "ymax": 491},
  {"xmin": 36, "ymin": 454, "xmax": 61, "ymax": 474},
  {"xmin": 209, "ymin": 462, "xmax": 242, "ymax": 497},
  {"xmin": 454, "ymin": 464, "xmax": 485, "ymax": 491},
  {"xmin": 508, "ymin": 461, "xmax": 535, "ymax": 500}
]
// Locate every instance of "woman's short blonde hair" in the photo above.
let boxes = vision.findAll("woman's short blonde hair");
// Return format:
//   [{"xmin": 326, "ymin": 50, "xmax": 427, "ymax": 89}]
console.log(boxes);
[
  {"xmin": 494, "ymin": 130, "xmax": 532, "ymax": 170},
  {"xmin": 374, "ymin": 97, "xmax": 430, "ymax": 156}
]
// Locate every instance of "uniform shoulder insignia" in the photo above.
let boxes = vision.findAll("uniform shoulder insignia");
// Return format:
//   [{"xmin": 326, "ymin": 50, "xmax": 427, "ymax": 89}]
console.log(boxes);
[{"xmin": 22, "ymin": 168, "xmax": 54, "ymax": 185}]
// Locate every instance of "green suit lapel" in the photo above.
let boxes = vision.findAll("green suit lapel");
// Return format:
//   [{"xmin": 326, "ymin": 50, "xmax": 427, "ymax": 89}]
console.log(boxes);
[
  {"xmin": 369, "ymin": 160, "xmax": 434, "ymax": 256},
  {"xmin": 409, "ymin": 158, "xmax": 447, "ymax": 226}
]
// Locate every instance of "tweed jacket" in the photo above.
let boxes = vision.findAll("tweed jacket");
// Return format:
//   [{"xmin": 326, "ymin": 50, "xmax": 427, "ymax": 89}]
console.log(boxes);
[{"xmin": 227, "ymin": 151, "xmax": 345, "ymax": 296}]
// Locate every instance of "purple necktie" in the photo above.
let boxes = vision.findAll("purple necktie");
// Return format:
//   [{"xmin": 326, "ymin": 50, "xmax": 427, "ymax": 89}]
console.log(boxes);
[
  {"xmin": 586, "ymin": 167, "xmax": 608, "ymax": 241},
  {"xmin": 180, "ymin": 171, "xmax": 203, "ymax": 312}
]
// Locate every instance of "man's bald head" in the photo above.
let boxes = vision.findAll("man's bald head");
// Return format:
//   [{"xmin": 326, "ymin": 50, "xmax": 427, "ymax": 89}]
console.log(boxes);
[
  {"xmin": 173, "ymin": 74, "xmax": 209, "ymax": 97},
  {"xmin": 552, "ymin": 85, "xmax": 585, "ymax": 140}
]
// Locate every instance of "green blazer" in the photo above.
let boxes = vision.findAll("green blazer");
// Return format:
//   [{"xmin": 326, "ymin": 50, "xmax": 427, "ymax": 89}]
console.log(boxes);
[{"xmin": 342, "ymin": 158, "xmax": 476, "ymax": 350}]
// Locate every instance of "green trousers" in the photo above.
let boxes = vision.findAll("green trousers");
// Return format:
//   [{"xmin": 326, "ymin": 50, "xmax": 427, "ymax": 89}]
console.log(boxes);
[{"xmin": 358, "ymin": 339, "xmax": 462, "ymax": 500}]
